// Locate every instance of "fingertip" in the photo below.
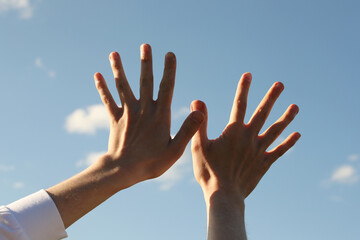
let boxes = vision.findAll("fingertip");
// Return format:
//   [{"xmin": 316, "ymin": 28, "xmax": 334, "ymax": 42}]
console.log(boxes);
[
  {"xmin": 165, "ymin": 52, "xmax": 176, "ymax": 69},
  {"xmin": 94, "ymin": 72, "xmax": 103, "ymax": 80},
  {"xmin": 290, "ymin": 104, "xmax": 300, "ymax": 114},
  {"xmin": 140, "ymin": 43, "xmax": 151, "ymax": 50},
  {"xmin": 274, "ymin": 81, "xmax": 284, "ymax": 91},
  {"xmin": 242, "ymin": 72, "xmax": 252, "ymax": 82},
  {"xmin": 165, "ymin": 52, "xmax": 176, "ymax": 60},
  {"xmin": 109, "ymin": 52, "xmax": 119, "ymax": 61},
  {"xmin": 294, "ymin": 132, "xmax": 301, "ymax": 140},
  {"xmin": 191, "ymin": 100, "xmax": 206, "ymax": 113},
  {"xmin": 140, "ymin": 43, "xmax": 152, "ymax": 61}
]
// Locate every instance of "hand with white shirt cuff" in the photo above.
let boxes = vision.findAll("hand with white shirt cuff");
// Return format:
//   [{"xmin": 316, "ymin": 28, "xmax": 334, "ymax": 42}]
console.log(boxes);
[{"xmin": 46, "ymin": 44, "xmax": 204, "ymax": 229}]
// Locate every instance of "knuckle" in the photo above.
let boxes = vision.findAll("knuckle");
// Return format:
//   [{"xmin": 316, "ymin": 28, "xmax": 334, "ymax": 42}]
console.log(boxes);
[
  {"xmin": 277, "ymin": 148, "xmax": 286, "ymax": 157},
  {"xmin": 115, "ymin": 78, "xmax": 125, "ymax": 91}
]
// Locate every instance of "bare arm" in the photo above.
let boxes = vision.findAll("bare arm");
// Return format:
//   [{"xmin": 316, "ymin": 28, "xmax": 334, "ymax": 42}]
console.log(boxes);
[
  {"xmin": 47, "ymin": 44, "xmax": 204, "ymax": 229},
  {"xmin": 191, "ymin": 72, "xmax": 300, "ymax": 240}
]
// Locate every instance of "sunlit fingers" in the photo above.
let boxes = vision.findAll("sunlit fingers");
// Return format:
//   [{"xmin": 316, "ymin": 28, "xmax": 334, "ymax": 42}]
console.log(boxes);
[
  {"xmin": 157, "ymin": 52, "xmax": 176, "ymax": 110},
  {"xmin": 109, "ymin": 52, "xmax": 135, "ymax": 106},
  {"xmin": 94, "ymin": 72, "xmax": 119, "ymax": 118},
  {"xmin": 264, "ymin": 132, "xmax": 301, "ymax": 165},
  {"xmin": 248, "ymin": 82, "xmax": 284, "ymax": 134},
  {"xmin": 229, "ymin": 72, "xmax": 252, "ymax": 124},
  {"xmin": 140, "ymin": 44, "xmax": 154, "ymax": 106},
  {"xmin": 259, "ymin": 104, "xmax": 299, "ymax": 149}
]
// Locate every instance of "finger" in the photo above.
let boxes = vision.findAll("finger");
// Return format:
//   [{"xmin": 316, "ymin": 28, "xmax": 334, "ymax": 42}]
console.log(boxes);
[
  {"xmin": 259, "ymin": 104, "xmax": 299, "ymax": 148},
  {"xmin": 170, "ymin": 110, "xmax": 205, "ymax": 157},
  {"xmin": 248, "ymin": 82, "xmax": 284, "ymax": 134},
  {"xmin": 109, "ymin": 51, "xmax": 136, "ymax": 106},
  {"xmin": 265, "ymin": 132, "xmax": 301, "ymax": 165},
  {"xmin": 190, "ymin": 100, "xmax": 209, "ymax": 147},
  {"xmin": 157, "ymin": 52, "xmax": 176, "ymax": 110},
  {"xmin": 229, "ymin": 72, "xmax": 252, "ymax": 124},
  {"xmin": 140, "ymin": 44, "xmax": 154, "ymax": 106},
  {"xmin": 94, "ymin": 72, "xmax": 119, "ymax": 117}
]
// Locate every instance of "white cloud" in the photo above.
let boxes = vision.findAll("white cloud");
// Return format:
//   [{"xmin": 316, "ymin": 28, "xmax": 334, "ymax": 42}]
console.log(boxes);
[
  {"xmin": 34, "ymin": 57, "xmax": 56, "ymax": 78},
  {"xmin": 13, "ymin": 181, "xmax": 24, "ymax": 189},
  {"xmin": 348, "ymin": 154, "xmax": 359, "ymax": 162},
  {"xmin": 76, "ymin": 151, "xmax": 107, "ymax": 168},
  {"xmin": 0, "ymin": 164, "xmax": 15, "ymax": 172},
  {"xmin": 154, "ymin": 146, "xmax": 192, "ymax": 191},
  {"xmin": 48, "ymin": 71, "xmax": 56, "ymax": 78},
  {"xmin": 331, "ymin": 165, "xmax": 358, "ymax": 184},
  {"xmin": 65, "ymin": 104, "xmax": 109, "ymax": 134},
  {"xmin": 173, "ymin": 107, "xmax": 190, "ymax": 120},
  {"xmin": 0, "ymin": 0, "xmax": 33, "ymax": 19},
  {"xmin": 35, "ymin": 57, "xmax": 43, "ymax": 68}
]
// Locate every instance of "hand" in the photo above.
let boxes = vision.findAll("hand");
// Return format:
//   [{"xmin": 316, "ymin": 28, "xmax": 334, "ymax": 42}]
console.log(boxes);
[
  {"xmin": 191, "ymin": 72, "xmax": 300, "ymax": 201},
  {"xmin": 94, "ymin": 44, "xmax": 204, "ymax": 190}
]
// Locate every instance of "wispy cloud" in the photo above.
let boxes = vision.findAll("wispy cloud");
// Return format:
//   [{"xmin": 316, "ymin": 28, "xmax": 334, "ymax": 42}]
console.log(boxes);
[
  {"xmin": 76, "ymin": 151, "xmax": 107, "ymax": 168},
  {"xmin": 34, "ymin": 57, "xmax": 56, "ymax": 78},
  {"xmin": 331, "ymin": 165, "xmax": 358, "ymax": 184},
  {"xmin": 65, "ymin": 104, "xmax": 109, "ymax": 134},
  {"xmin": 0, "ymin": 164, "xmax": 15, "ymax": 172},
  {"xmin": 0, "ymin": 0, "xmax": 33, "ymax": 19},
  {"xmin": 172, "ymin": 107, "xmax": 190, "ymax": 120},
  {"xmin": 348, "ymin": 154, "xmax": 359, "ymax": 162},
  {"xmin": 329, "ymin": 195, "xmax": 343, "ymax": 203},
  {"xmin": 154, "ymin": 146, "xmax": 192, "ymax": 191},
  {"xmin": 13, "ymin": 181, "xmax": 25, "ymax": 189}
]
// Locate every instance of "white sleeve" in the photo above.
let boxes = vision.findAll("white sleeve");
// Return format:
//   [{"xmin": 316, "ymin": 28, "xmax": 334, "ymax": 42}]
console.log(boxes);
[{"xmin": 0, "ymin": 190, "xmax": 68, "ymax": 240}]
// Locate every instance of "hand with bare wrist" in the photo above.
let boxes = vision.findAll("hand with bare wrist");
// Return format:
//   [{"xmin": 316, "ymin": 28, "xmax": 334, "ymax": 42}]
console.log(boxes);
[{"xmin": 191, "ymin": 72, "xmax": 300, "ymax": 240}]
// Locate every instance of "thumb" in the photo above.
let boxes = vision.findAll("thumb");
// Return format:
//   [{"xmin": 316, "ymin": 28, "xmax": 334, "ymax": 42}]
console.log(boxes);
[
  {"xmin": 190, "ymin": 100, "xmax": 208, "ymax": 147},
  {"xmin": 170, "ymin": 109, "xmax": 205, "ymax": 157}
]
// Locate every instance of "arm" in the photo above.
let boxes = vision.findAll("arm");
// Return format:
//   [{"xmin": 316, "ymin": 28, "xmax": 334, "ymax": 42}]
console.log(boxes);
[
  {"xmin": 46, "ymin": 44, "xmax": 204, "ymax": 229},
  {"xmin": 191, "ymin": 72, "xmax": 300, "ymax": 240}
]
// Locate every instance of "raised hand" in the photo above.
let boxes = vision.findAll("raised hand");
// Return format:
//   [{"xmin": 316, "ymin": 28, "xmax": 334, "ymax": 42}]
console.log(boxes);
[
  {"xmin": 191, "ymin": 72, "xmax": 300, "ymax": 240},
  {"xmin": 47, "ymin": 44, "xmax": 204, "ymax": 229},
  {"xmin": 94, "ymin": 44, "xmax": 204, "ymax": 189}
]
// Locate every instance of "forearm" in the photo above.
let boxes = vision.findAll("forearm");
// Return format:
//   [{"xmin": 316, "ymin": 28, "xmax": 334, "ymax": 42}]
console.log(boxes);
[
  {"xmin": 204, "ymin": 189, "xmax": 247, "ymax": 240},
  {"xmin": 46, "ymin": 155, "xmax": 130, "ymax": 228}
]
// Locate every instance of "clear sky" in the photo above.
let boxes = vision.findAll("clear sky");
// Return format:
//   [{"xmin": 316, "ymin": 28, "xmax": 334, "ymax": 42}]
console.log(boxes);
[{"xmin": 1, "ymin": 0, "xmax": 359, "ymax": 239}]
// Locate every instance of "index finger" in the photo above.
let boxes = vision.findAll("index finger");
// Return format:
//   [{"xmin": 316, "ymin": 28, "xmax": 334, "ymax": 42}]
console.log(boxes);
[{"xmin": 110, "ymin": 52, "xmax": 136, "ymax": 107}]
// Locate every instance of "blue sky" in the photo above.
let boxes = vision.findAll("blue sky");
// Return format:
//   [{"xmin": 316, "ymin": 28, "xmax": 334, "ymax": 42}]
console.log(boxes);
[{"xmin": 1, "ymin": 0, "xmax": 359, "ymax": 239}]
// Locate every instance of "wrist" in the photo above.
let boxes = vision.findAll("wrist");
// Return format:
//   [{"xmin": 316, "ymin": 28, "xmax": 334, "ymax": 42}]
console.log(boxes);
[
  {"xmin": 89, "ymin": 154, "xmax": 139, "ymax": 193},
  {"xmin": 204, "ymin": 189, "xmax": 245, "ymax": 209},
  {"xmin": 200, "ymin": 180, "xmax": 245, "ymax": 209}
]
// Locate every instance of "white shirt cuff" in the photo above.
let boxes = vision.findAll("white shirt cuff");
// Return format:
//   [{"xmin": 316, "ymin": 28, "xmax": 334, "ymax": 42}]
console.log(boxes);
[{"xmin": 6, "ymin": 190, "xmax": 68, "ymax": 240}]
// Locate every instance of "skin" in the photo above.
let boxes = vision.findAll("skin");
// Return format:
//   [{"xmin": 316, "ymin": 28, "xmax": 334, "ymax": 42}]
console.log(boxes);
[
  {"xmin": 46, "ymin": 44, "xmax": 204, "ymax": 228},
  {"xmin": 191, "ymin": 72, "xmax": 300, "ymax": 240}
]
